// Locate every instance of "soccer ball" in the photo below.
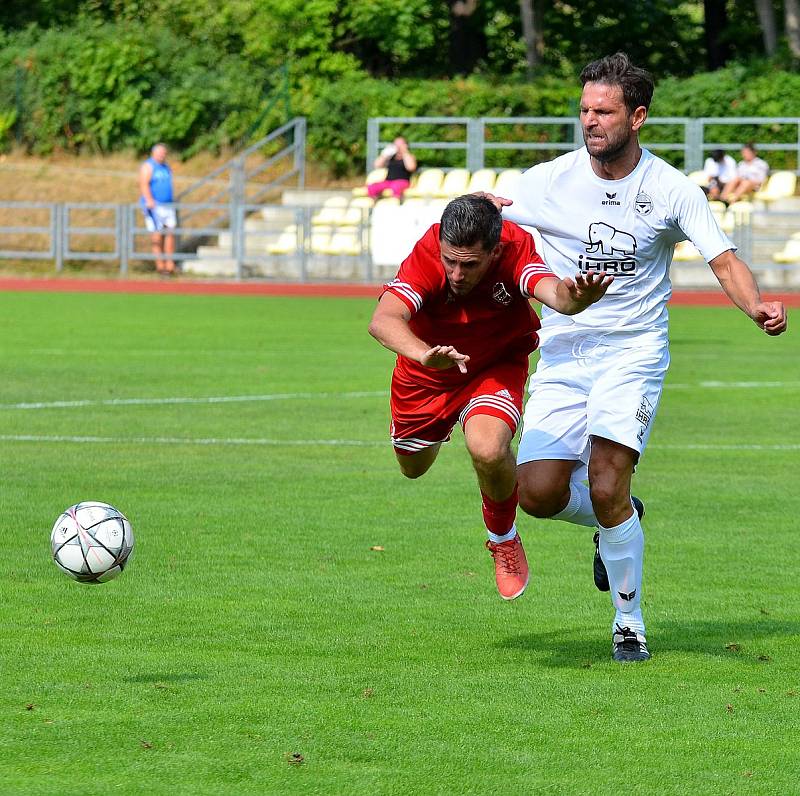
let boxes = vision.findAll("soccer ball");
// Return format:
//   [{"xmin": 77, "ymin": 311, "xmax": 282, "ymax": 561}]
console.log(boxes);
[{"xmin": 50, "ymin": 501, "xmax": 134, "ymax": 583}]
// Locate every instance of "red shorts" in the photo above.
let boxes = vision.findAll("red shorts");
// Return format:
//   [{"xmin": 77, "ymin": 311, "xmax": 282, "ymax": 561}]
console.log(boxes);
[{"xmin": 390, "ymin": 358, "xmax": 528, "ymax": 455}]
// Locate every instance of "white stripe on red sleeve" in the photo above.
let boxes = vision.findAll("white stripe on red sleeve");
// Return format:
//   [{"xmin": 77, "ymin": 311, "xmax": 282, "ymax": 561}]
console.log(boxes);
[
  {"xmin": 519, "ymin": 262, "xmax": 555, "ymax": 298},
  {"xmin": 385, "ymin": 279, "xmax": 423, "ymax": 312}
]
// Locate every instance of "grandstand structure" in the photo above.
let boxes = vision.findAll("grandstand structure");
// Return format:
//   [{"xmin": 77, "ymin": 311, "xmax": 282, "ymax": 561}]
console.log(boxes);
[{"xmin": 2, "ymin": 115, "xmax": 800, "ymax": 287}]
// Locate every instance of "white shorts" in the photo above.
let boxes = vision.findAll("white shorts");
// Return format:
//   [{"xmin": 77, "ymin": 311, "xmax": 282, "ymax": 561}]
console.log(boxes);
[
  {"xmin": 142, "ymin": 205, "xmax": 177, "ymax": 232},
  {"xmin": 517, "ymin": 335, "xmax": 669, "ymax": 466}
]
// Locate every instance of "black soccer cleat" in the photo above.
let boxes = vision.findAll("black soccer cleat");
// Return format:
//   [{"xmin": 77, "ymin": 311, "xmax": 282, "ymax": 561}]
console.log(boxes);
[
  {"xmin": 612, "ymin": 624, "xmax": 651, "ymax": 662},
  {"xmin": 593, "ymin": 496, "xmax": 645, "ymax": 592}
]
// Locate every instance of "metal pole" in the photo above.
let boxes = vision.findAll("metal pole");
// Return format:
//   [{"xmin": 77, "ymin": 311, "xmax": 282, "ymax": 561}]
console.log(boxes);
[
  {"xmin": 55, "ymin": 203, "xmax": 64, "ymax": 272},
  {"xmin": 295, "ymin": 118, "xmax": 306, "ymax": 189},
  {"xmin": 467, "ymin": 119, "xmax": 484, "ymax": 171},
  {"xmin": 366, "ymin": 119, "xmax": 379, "ymax": 174},
  {"xmin": 118, "ymin": 204, "xmax": 128, "ymax": 276}
]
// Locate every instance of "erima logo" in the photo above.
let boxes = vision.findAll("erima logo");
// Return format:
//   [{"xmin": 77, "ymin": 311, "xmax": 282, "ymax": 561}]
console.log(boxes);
[
  {"xmin": 602, "ymin": 191, "xmax": 621, "ymax": 206},
  {"xmin": 619, "ymin": 589, "xmax": 637, "ymax": 601}
]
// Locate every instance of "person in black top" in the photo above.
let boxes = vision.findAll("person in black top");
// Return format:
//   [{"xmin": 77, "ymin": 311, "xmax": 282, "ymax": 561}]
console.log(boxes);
[{"xmin": 367, "ymin": 136, "xmax": 418, "ymax": 199}]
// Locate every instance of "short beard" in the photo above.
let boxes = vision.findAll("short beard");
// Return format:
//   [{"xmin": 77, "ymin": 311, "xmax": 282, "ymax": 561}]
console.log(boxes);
[{"xmin": 584, "ymin": 128, "xmax": 633, "ymax": 165}]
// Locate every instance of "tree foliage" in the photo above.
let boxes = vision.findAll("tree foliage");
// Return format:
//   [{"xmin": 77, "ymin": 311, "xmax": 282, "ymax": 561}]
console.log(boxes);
[{"xmin": 1, "ymin": 0, "xmax": 799, "ymax": 173}]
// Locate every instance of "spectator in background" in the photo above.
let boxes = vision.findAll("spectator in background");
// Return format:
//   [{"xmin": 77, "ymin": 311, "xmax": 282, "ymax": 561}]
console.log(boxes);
[
  {"xmin": 720, "ymin": 143, "xmax": 769, "ymax": 205},
  {"xmin": 703, "ymin": 148, "xmax": 737, "ymax": 200},
  {"xmin": 139, "ymin": 143, "xmax": 177, "ymax": 276},
  {"xmin": 367, "ymin": 137, "xmax": 417, "ymax": 199}
]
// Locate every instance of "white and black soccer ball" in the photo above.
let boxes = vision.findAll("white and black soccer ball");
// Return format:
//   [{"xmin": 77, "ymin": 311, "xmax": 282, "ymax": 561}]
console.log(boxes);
[{"xmin": 50, "ymin": 501, "xmax": 134, "ymax": 583}]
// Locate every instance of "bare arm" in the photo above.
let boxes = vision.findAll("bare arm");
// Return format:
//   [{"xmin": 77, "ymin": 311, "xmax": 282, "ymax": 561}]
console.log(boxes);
[
  {"xmin": 139, "ymin": 163, "xmax": 155, "ymax": 208},
  {"xmin": 708, "ymin": 249, "xmax": 787, "ymax": 335},
  {"xmin": 531, "ymin": 273, "xmax": 613, "ymax": 315},
  {"xmin": 368, "ymin": 291, "xmax": 470, "ymax": 373}
]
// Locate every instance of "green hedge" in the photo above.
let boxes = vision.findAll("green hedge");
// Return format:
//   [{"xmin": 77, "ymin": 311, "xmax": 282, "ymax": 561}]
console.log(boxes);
[{"xmin": 0, "ymin": 20, "xmax": 282, "ymax": 156}]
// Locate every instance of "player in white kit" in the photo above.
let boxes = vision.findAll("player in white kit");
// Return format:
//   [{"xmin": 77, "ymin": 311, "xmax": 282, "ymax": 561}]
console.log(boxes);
[{"xmin": 495, "ymin": 53, "xmax": 787, "ymax": 662}]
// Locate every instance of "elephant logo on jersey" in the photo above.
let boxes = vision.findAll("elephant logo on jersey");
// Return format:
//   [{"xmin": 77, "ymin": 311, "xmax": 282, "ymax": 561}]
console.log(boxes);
[
  {"xmin": 635, "ymin": 191, "xmax": 653, "ymax": 215},
  {"xmin": 584, "ymin": 222, "xmax": 637, "ymax": 256},
  {"xmin": 492, "ymin": 282, "xmax": 513, "ymax": 306}
]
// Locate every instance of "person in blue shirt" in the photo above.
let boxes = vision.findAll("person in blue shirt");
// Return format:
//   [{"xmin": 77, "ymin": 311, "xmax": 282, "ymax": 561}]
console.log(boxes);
[{"xmin": 139, "ymin": 143, "xmax": 177, "ymax": 275}]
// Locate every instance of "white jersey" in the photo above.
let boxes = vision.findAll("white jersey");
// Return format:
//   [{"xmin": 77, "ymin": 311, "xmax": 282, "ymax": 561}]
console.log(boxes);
[{"xmin": 503, "ymin": 147, "xmax": 734, "ymax": 345}]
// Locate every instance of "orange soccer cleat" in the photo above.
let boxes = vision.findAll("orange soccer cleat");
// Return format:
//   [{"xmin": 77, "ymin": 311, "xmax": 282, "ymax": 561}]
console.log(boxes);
[{"xmin": 485, "ymin": 533, "xmax": 529, "ymax": 600}]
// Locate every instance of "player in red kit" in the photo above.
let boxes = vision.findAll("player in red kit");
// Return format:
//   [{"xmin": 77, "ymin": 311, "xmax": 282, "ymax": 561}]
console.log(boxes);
[{"xmin": 368, "ymin": 195, "xmax": 612, "ymax": 599}]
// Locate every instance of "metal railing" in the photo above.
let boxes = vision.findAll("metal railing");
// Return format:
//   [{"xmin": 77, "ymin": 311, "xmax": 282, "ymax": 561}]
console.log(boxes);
[
  {"xmin": 0, "ymin": 197, "xmax": 798, "ymax": 287},
  {"xmin": 176, "ymin": 117, "xmax": 306, "ymax": 231},
  {"xmin": 368, "ymin": 116, "xmax": 800, "ymax": 173}
]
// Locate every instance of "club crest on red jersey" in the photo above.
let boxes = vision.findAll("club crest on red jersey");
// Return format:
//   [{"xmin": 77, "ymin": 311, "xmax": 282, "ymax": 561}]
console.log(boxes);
[{"xmin": 492, "ymin": 282, "xmax": 513, "ymax": 306}]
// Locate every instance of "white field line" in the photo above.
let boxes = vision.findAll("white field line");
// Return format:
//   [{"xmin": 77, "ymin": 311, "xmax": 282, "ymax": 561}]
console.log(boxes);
[
  {"xmin": 1, "ymin": 381, "xmax": 797, "ymax": 412},
  {"xmin": 666, "ymin": 380, "xmax": 800, "ymax": 390},
  {"xmin": 0, "ymin": 434, "xmax": 385, "ymax": 447},
  {"xmin": 0, "ymin": 390, "xmax": 389, "ymax": 411},
  {"xmin": 0, "ymin": 434, "xmax": 797, "ymax": 451}
]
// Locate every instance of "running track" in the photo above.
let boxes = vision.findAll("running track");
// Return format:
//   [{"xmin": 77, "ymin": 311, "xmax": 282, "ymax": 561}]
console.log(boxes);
[{"xmin": 0, "ymin": 277, "xmax": 798, "ymax": 306}]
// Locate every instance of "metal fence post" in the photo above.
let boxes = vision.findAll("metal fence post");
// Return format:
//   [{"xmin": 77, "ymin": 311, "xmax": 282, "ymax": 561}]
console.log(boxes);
[
  {"xmin": 572, "ymin": 119, "xmax": 583, "ymax": 150},
  {"xmin": 55, "ymin": 203, "xmax": 64, "ymax": 272},
  {"xmin": 366, "ymin": 118, "xmax": 380, "ymax": 174},
  {"xmin": 299, "ymin": 206, "xmax": 309, "ymax": 282},
  {"xmin": 295, "ymin": 117, "xmax": 306, "ymax": 189},
  {"xmin": 233, "ymin": 202, "xmax": 244, "ymax": 280},
  {"xmin": 118, "ymin": 204, "xmax": 128, "ymax": 276},
  {"xmin": 686, "ymin": 119, "xmax": 704, "ymax": 173},
  {"xmin": 467, "ymin": 118, "xmax": 484, "ymax": 171}
]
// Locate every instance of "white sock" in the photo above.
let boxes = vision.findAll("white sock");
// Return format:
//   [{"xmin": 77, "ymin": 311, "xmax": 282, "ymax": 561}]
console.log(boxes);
[
  {"xmin": 551, "ymin": 479, "xmax": 597, "ymax": 527},
  {"xmin": 598, "ymin": 510, "xmax": 645, "ymax": 635},
  {"xmin": 487, "ymin": 524, "xmax": 517, "ymax": 544}
]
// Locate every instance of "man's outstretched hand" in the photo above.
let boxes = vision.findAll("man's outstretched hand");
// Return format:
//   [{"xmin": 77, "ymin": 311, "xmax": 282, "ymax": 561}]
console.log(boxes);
[
  {"xmin": 561, "ymin": 272, "xmax": 615, "ymax": 312},
  {"xmin": 420, "ymin": 345, "xmax": 470, "ymax": 373},
  {"xmin": 472, "ymin": 191, "xmax": 513, "ymax": 211}
]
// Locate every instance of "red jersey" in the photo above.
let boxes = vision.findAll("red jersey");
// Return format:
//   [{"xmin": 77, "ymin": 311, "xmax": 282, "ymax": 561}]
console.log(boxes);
[{"xmin": 382, "ymin": 221, "xmax": 555, "ymax": 389}]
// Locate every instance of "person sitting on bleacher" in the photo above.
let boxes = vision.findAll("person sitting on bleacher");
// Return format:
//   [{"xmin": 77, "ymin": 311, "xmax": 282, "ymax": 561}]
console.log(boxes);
[
  {"xmin": 703, "ymin": 149, "xmax": 737, "ymax": 200},
  {"xmin": 720, "ymin": 143, "xmax": 769, "ymax": 205},
  {"xmin": 367, "ymin": 137, "xmax": 417, "ymax": 199}
]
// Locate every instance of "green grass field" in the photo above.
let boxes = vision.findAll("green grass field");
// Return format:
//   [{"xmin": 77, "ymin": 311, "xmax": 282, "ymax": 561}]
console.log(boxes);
[{"xmin": 1, "ymin": 291, "xmax": 798, "ymax": 795}]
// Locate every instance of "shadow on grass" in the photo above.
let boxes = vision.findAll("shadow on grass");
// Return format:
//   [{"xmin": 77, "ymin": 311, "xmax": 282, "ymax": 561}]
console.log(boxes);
[
  {"xmin": 497, "ymin": 618, "xmax": 800, "ymax": 668},
  {"xmin": 124, "ymin": 672, "xmax": 206, "ymax": 684}
]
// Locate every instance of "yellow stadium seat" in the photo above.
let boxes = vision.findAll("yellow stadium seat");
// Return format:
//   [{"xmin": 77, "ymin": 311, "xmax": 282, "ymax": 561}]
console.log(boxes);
[
  {"xmin": 437, "ymin": 168, "xmax": 471, "ymax": 198},
  {"xmin": 311, "ymin": 196, "xmax": 349, "ymax": 226},
  {"xmin": 352, "ymin": 168, "xmax": 388, "ymax": 197},
  {"xmin": 466, "ymin": 169, "xmax": 497, "ymax": 193},
  {"xmin": 688, "ymin": 170, "xmax": 710, "ymax": 187},
  {"xmin": 310, "ymin": 226, "xmax": 333, "ymax": 254},
  {"xmin": 773, "ymin": 238, "xmax": 800, "ymax": 263},
  {"xmin": 325, "ymin": 227, "xmax": 363, "ymax": 256},
  {"xmin": 267, "ymin": 226, "xmax": 299, "ymax": 255},
  {"xmin": 493, "ymin": 169, "xmax": 523, "ymax": 197},
  {"xmin": 754, "ymin": 170, "xmax": 797, "ymax": 203},
  {"xmin": 673, "ymin": 240, "xmax": 702, "ymax": 261},
  {"xmin": 405, "ymin": 168, "xmax": 445, "ymax": 198}
]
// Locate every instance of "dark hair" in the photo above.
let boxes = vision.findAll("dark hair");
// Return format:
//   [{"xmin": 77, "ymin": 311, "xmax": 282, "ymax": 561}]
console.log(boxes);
[
  {"xmin": 580, "ymin": 52, "xmax": 654, "ymax": 114},
  {"xmin": 439, "ymin": 194, "xmax": 502, "ymax": 251},
  {"xmin": 711, "ymin": 149, "xmax": 726, "ymax": 162}
]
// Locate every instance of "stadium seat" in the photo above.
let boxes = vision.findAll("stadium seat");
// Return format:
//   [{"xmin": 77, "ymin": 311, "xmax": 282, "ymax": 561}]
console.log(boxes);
[
  {"xmin": 493, "ymin": 169, "xmax": 523, "ymax": 197},
  {"xmin": 352, "ymin": 168, "xmax": 388, "ymax": 197},
  {"xmin": 672, "ymin": 240, "xmax": 702, "ymax": 261},
  {"xmin": 311, "ymin": 196, "xmax": 350, "ymax": 226},
  {"xmin": 437, "ymin": 168, "xmax": 471, "ymax": 198},
  {"xmin": 267, "ymin": 225, "xmax": 299, "ymax": 255},
  {"xmin": 753, "ymin": 170, "xmax": 797, "ymax": 204},
  {"xmin": 310, "ymin": 226, "xmax": 333, "ymax": 253},
  {"xmin": 405, "ymin": 168, "xmax": 445, "ymax": 198},
  {"xmin": 466, "ymin": 169, "xmax": 497, "ymax": 193},
  {"xmin": 325, "ymin": 227, "xmax": 363, "ymax": 256},
  {"xmin": 688, "ymin": 170, "xmax": 709, "ymax": 187},
  {"xmin": 772, "ymin": 238, "xmax": 800, "ymax": 263}
]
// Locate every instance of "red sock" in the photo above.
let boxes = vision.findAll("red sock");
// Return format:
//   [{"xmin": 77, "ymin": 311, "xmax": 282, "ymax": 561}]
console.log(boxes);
[{"xmin": 481, "ymin": 485, "xmax": 518, "ymax": 536}]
